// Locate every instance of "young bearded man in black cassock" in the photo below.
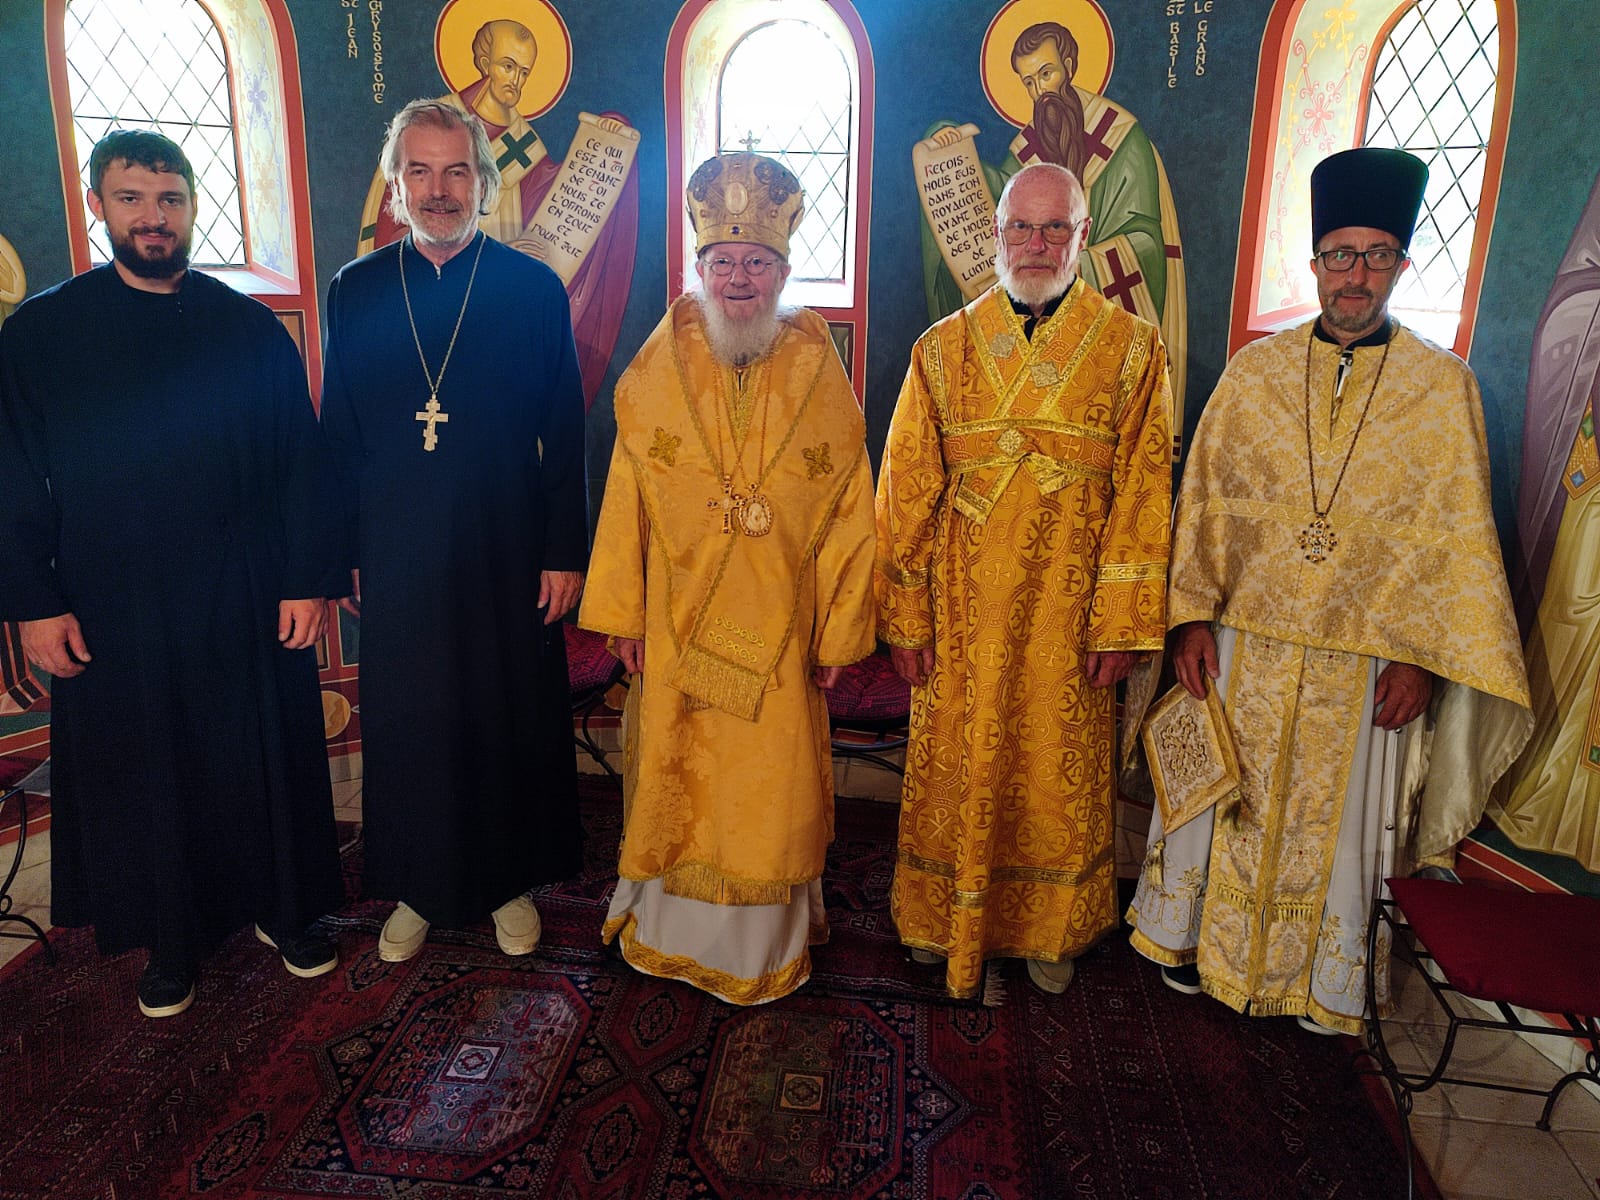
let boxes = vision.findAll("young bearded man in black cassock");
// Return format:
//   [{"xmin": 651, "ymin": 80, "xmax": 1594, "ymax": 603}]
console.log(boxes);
[
  {"xmin": 0, "ymin": 130, "xmax": 348, "ymax": 1018},
  {"xmin": 321, "ymin": 101, "xmax": 586, "ymax": 962}
]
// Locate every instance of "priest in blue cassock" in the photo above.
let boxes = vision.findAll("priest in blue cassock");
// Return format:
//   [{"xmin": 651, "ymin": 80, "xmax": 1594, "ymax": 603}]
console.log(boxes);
[
  {"xmin": 0, "ymin": 130, "xmax": 347, "ymax": 1019},
  {"xmin": 322, "ymin": 100, "xmax": 587, "ymax": 962}
]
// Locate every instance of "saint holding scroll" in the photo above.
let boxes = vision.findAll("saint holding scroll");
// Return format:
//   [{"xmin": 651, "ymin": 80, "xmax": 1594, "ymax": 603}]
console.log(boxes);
[{"xmin": 915, "ymin": 6, "xmax": 1188, "ymax": 421}]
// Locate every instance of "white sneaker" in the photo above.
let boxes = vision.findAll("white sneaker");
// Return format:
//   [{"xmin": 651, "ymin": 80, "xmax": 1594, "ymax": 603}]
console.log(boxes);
[
  {"xmin": 1027, "ymin": 957, "xmax": 1075, "ymax": 994},
  {"xmin": 491, "ymin": 895, "xmax": 542, "ymax": 956},
  {"xmin": 1297, "ymin": 1014, "xmax": 1343, "ymax": 1036},
  {"xmin": 378, "ymin": 902, "xmax": 430, "ymax": 962}
]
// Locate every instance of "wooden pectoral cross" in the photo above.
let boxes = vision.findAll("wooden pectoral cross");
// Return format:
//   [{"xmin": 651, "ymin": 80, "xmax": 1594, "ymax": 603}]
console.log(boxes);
[
  {"xmin": 415, "ymin": 394, "xmax": 449, "ymax": 452},
  {"xmin": 707, "ymin": 473, "xmax": 748, "ymax": 534}
]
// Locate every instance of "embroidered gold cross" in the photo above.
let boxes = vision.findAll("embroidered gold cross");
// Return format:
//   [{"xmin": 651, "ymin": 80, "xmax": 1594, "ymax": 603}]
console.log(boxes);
[
  {"xmin": 803, "ymin": 442, "xmax": 834, "ymax": 479},
  {"xmin": 648, "ymin": 427, "xmax": 681, "ymax": 466},
  {"xmin": 996, "ymin": 427, "xmax": 1026, "ymax": 458},
  {"xmin": 415, "ymin": 394, "xmax": 449, "ymax": 452}
]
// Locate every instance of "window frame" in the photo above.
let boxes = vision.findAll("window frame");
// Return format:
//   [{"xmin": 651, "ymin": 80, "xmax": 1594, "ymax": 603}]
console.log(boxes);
[
  {"xmin": 63, "ymin": 0, "xmax": 250, "ymax": 270},
  {"xmin": 714, "ymin": 16, "xmax": 856, "ymax": 288},
  {"xmin": 1228, "ymin": 0, "xmax": 1516, "ymax": 359},
  {"xmin": 44, "ymin": 0, "xmax": 323, "ymax": 380},
  {"xmin": 665, "ymin": 0, "xmax": 875, "ymax": 401}
]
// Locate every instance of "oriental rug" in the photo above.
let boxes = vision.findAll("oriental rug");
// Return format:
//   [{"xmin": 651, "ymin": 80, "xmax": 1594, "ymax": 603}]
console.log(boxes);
[{"xmin": 0, "ymin": 779, "xmax": 1435, "ymax": 1200}]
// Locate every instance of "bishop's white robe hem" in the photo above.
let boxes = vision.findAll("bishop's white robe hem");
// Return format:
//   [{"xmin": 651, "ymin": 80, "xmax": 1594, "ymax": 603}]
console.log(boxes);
[{"xmin": 603, "ymin": 878, "xmax": 826, "ymax": 1006}]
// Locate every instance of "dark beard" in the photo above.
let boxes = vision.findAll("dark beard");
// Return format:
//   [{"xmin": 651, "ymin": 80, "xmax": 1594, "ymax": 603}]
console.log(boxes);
[
  {"xmin": 110, "ymin": 232, "xmax": 191, "ymax": 281},
  {"xmin": 1031, "ymin": 89, "xmax": 1087, "ymax": 177}
]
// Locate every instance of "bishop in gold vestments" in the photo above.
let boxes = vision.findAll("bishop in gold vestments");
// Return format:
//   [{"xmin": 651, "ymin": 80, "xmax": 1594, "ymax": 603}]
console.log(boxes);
[
  {"xmin": 1127, "ymin": 149, "xmax": 1531, "ymax": 1034},
  {"xmin": 581, "ymin": 154, "xmax": 876, "ymax": 1004},
  {"xmin": 878, "ymin": 164, "xmax": 1173, "ymax": 999}
]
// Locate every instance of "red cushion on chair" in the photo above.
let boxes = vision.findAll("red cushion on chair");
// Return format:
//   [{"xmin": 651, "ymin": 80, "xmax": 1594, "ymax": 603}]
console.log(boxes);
[
  {"xmin": 825, "ymin": 651, "xmax": 912, "ymax": 722},
  {"xmin": 564, "ymin": 625, "xmax": 624, "ymax": 693},
  {"xmin": 1386, "ymin": 876, "xmax": 1600, "ymax": 1017}
]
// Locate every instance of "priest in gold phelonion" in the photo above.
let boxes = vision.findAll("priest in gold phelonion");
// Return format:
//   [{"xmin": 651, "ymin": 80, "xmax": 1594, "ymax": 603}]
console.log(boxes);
[
  {"xmin": 579, "ymin": 152, "xmax": 877, "ymax": 1004},
  {"xmin": 1126, "ymin": 146, "xmax": 1532, "ymax": 1035}
]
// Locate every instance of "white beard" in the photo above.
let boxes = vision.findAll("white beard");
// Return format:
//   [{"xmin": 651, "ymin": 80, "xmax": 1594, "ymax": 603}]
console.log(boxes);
[
  {"xmin": 997, "ymin": 257, "xmax": 1076, "ymax": 311},
  {"xmin": 699, "ymin": 292, "xmax": 787, "ymax": 366},
  {"xmin": 391, "ymin": 190, "xmax": 479, "ymax": 251}
]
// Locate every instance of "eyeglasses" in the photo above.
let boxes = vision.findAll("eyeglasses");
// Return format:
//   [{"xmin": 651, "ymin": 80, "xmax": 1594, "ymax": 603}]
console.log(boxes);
[
  {"xmin": 1314, "ymin": 247, "xmax": 1405, "ymax": 272},
  {"xmin": 702, "ymin": 253, "xmax": 783, "ymax": 277},
  {"xmin": 1000, "ymin": 219, "xmax": 1085, "ymax": 245}
]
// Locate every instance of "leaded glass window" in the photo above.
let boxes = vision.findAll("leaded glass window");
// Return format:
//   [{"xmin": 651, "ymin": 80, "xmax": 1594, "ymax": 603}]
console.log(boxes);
[
  {"xmin": 718, "ymin": 19, "xmax": 853, "ymax": 283},
  {"xmin": 1364, "ymin": 0, "xmax": 1500, "ymax": 347},
  {"xmin": 65, "ymin": 0, "xmax": 246, "ymax": 267}
]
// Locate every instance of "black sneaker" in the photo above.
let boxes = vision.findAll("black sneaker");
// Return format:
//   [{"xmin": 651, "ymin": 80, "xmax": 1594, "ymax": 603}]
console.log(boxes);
[
  {"xmin": 137, "ymin": 960, "xmax": 196, "ymax": 1018},
  {"xmin": 255, "ymin": 924, "xmax": 338, "ymax": 979},
  {"xmin": 1161, "ymin": 962, "xmax": 1203, "ymax": 995}
]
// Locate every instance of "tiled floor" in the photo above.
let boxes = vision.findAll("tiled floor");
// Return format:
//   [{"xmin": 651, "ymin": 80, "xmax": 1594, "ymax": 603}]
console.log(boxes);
[
  {"xmin": 1377, "ymin": 957, "xmax": 1600, "ymax": 1198},
  {"xmin": 2, "ymin": 770, "xmax": 1595, "ymax": 1198},
  {"xmin": 0, "ymin": 813, "xmax": 50, "ymax": 971}
]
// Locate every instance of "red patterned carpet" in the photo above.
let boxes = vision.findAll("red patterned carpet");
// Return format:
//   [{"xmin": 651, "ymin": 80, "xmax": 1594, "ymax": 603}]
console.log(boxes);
[{"xmin": 0, "ymin": 779, "xmax": 1434, "ymax": 1199}]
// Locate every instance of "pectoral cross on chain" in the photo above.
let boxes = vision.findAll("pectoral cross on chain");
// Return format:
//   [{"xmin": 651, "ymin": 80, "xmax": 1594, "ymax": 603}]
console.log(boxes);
[
  {"xmin": 1298, "ymin": 516, "xmax": 1339, "ymax": 563},
  {"xmin": 415, "ymin": 394, "xmax": 449, "ymax": 452},
  {"xmin": 706, "ymin": 473, "xmax": 747, "ymax": 534}
]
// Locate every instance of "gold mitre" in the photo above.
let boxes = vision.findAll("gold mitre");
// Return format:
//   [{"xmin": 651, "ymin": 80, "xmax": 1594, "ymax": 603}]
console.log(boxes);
[{"xmin": 686, "ymin": 153, "xmax": 805, "ymax": 258}]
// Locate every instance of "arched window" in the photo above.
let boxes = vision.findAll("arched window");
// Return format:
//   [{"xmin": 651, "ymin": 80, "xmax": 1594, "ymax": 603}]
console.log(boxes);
[
  {"xmin": 1362, "ymin": 0, "xmax": 1504, "ymax": 347},
  {"xmin": 46, "ymin": 0, "xmax": 323, "ymax": 374},
  {"xmin": 1229, "ymin": 0, "xmax": 1514, "ymax": 357},
  {"xmin": 717, "ymin": 19, "xmax": 854, "ymax": 285},
  {"xmin": 64, "ymin": 0, "xmax": 246, "ymax": 267},
  {"xmin": 666, "ymin": 0, "xmax": 874, "ymax": 396}
]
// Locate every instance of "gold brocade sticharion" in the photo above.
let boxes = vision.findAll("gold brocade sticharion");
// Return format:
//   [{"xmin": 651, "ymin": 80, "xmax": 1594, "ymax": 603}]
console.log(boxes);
[
  {"xmin": 876, "ymin": 280, "xmax": 1173, "ymax": 998},
  {"xmin": 580, "ymin": 296, "xmax": 876, "ymax": 1002}
]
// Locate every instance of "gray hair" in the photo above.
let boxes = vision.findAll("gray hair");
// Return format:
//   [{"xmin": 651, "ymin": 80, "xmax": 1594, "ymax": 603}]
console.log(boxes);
[
  {"xmin": 380, "ymin": 99, "xmax": 502, "ymax": 222},
  {"xmin": 996, "ymin": 162, "xmax": 1085, "ymax": 224}
]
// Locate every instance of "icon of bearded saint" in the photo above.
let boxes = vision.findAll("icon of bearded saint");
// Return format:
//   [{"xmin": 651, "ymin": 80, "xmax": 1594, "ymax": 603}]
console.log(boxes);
[
  {"xmin": 917, "ymin": 17, "xmax": 1189, "ymax": 420},
  {"xmin": 1022, "ymin": 64, "xmax": 1089, "ymax": 177}
]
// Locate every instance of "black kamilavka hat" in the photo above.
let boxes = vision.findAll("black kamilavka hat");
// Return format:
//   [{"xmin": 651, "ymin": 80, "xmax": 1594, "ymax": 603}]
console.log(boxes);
[{"xmin": 1310, "ymin": 147, "xmax": 1428, "ymax": 249}]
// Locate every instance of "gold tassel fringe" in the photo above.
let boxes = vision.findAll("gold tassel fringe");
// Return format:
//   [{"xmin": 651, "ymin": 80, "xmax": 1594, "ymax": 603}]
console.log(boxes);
[
  {"xmin": 661, "ymin": 862, "xmax": 793, "ymax": 907},
  {"xmin": 1146, "ymin": 838, "xmax": 1166, "ymax": 889}
]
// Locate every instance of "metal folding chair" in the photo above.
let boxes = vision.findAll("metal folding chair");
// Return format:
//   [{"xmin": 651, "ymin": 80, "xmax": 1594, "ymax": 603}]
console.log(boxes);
[
  {"xmin": 1364, "ymin": 876, "xmax": 1600, "ymax": 1199},
  {"xmin": 826, "ymin": 650, "xmax": 911, "ymax": 777},
  {"xmin": 564, "ymin": 625, "xmax": 626, "ymax": 782}
]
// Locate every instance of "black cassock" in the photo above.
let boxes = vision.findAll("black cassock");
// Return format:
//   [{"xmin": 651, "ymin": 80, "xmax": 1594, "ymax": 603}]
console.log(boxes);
[
  {"xmin": 0, "ymin": 266, "xmax": 346, "ymax": 967},
  {"xmin": 322, "ymin": 235, "xmax": 586, "ymax": 926}
]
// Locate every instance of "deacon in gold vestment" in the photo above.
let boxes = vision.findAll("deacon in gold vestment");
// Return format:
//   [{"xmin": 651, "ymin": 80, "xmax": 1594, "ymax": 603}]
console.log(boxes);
[
  {"xmin": 878, "ymin": 164, "xmax": 1173, "ymax": 1000},
  {"xmin": 1127, "ymin": 149, "xmax": 1532, "ymax": 1034},
  {"xmin": 580, "ymin": 153, "xmax": 876, "ymax": 1005}
]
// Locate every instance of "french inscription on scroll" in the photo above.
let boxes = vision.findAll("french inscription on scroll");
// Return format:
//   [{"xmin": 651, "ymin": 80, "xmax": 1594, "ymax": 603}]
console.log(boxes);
[
  {"xmin": 913, "ymin": 123, "xmax": 997, "ymax": 302},
  {"xmin": 521, "ymin": 113, "xmax": 640, "ymax": 287}
]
